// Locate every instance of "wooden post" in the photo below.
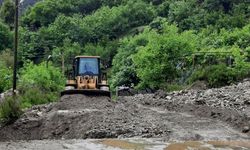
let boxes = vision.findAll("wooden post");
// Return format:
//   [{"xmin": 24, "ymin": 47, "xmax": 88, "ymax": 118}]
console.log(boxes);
[{"xmin": 13, "ymin": 0, "xmax": 19, "ymax": 95}]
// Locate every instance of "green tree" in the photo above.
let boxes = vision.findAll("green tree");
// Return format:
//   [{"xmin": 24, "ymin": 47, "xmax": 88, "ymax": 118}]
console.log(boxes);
[
  {"xmin": 110, "ymin": 30, "xmax": 150, "ymax": 89},
  {"xmin": 0, "ymin": 21, "xmax": 12, "ymax": 52},
  {"xmin": 19, "ymin": 27, "xmax": 46, "ymax": 63},
  {"xmin": 20, "ymin": 1, "xmax": 156, "ymax": 67},
  {"xmin": 52, "ymin": 38, "xmax": 81, "ymax": 73},
  {"xmin": 83, "ymin": 41, "xmax": 119, "ymax": 69},
  {"xmin": 133, "ymin": 23, "xmax": 198, "ymax": 89},
  {"xmin": 0, "ymin": 0, "xmax": 15, "ymax": 28},
  {"xmin": 22, "ymin": 0, "xmax": 102, "ymax": 29}
]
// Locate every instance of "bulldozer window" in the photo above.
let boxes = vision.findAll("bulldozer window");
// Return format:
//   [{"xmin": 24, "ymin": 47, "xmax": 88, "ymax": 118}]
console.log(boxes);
[{"xmin": 79, "ymin": 58, "xmax": 99, "ymax": 75}]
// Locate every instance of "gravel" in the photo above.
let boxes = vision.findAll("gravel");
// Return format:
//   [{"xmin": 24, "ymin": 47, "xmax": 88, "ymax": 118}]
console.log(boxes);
[
  {"xmin": 0, "ymin": 80, "xmax": 249, "ymax": 141},
  {"xmin": 154, "ymin": 79, "xmax": 250, "ymax": 111}
]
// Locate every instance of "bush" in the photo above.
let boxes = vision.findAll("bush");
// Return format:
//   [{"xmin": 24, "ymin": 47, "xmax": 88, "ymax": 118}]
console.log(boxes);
[
  {"xmin": 188, "ymin": 64, "xmax": 237, "ymax": 88},
  {"xmin": 18, "ymin": 62, "xmax": 65, "ymax": 108},
  {"xmin": 20, "ymin": 87, "xmax": 58, "ymax": 108},
  {"xmin": 133, "ymin": 22, "xmax": 197, "ymax": 89},
  {"xmin": 19, "ymin": 62, "xmax": 65, "ymax": 92},
  {"xmin": 0, "ymin": 61, "xmax": 12, "ymax": 93},
  {"xmin": 0, "ymin": 96, "xmax": 23, "ymax": 124}
]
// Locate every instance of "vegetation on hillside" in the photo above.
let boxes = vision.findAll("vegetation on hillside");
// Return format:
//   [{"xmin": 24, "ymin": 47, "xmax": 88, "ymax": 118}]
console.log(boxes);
[{"xmin": 0, "ymin": 0, "xmax": 250, "ymax": 121}]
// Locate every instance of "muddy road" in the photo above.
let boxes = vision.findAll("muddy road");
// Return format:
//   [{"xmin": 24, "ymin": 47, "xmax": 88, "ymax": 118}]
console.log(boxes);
[
  {"xmin": 0, "ymin": 80, "xmax": 250, "ymax": 149},
  {"xmin": 1, "ymin": 139, "xmax": 250, "ymax": 150}
]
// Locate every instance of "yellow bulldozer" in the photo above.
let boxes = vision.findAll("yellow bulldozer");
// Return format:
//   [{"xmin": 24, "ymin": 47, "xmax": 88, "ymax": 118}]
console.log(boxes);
[{"xmin": 61, "ymin": 56, "xmax": 111, "ymax": 97}]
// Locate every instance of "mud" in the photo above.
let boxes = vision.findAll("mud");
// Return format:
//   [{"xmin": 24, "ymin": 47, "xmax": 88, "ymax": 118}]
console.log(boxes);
[
  {"xmin": 1, "ymin": 139, "xmax": 250, "ymax": 150},
  {"xmin": 0, "ymin": 81, "xmax": 250, "ymax": 143}
]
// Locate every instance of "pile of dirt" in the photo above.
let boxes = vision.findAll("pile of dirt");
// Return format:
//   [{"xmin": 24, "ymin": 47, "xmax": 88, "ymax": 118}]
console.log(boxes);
[
  {"xmin": 0, "ymin": 80, "xmax": 250, "ymax": 141},
  {"xmin": 0, "ymin": 94, "xmax": 172, "ymax": 141},
  {"xmin": 0, "ymin": 95, "xmax": 115, "ymax": 141},
  {"xmin": 131, "ymin": 94, "xmax": 250, "ymax": 135}
]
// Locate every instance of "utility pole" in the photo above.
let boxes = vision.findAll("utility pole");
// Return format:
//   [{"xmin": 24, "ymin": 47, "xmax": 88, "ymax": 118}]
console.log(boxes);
[{"xmin": 13, "ymin": 0, "xmax": 19, "ymax": 94}]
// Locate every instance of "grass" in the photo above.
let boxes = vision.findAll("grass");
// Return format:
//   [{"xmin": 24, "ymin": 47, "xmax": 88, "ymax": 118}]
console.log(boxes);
[{"xmin": 0, "ymin": 96, "xmax": 23, "ymax": 124}]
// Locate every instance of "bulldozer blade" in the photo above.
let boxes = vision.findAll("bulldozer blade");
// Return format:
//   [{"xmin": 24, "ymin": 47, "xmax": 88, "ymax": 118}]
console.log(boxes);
[{"xmin": 61, "ymin": 89, "xmax": 111, "ymax": 97}]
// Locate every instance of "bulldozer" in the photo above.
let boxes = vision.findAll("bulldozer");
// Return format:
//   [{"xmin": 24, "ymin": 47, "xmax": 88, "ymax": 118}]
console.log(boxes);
[{"xmin": 61, "ymin": 56, "xmax": 111, "ymax": 97}]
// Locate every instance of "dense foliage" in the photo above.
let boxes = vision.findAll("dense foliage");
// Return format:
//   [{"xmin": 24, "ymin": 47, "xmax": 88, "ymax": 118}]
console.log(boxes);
[
  {"xmin": 0, "ymin": 61, "xmax": 12, "ymax": 93},
  {"xmin": 0, "ymin": 21, "xmax": 12, "ymax": 51},
  {"xmin": 0, "ymin": 0, "xmax": 14, "ymax": 28},
  {"xmin": 133, "ymin": 23, "xmax": 198, "ymax": 89},
  {"xmin": 0, "ymin": 0, "xmax": 249, "ymax": 112},
  {"xmin": 18, "ymin": 62, "xmax": 65, "ymax": 108},
  {"xmin": 0, "ymin": 49, "xmax": 13, "ymax": 93}
]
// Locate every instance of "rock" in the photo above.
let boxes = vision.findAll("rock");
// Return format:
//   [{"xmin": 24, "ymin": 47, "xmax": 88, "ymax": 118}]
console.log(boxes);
[
  {"xmin": 244, "ymin": 100, "xmax": 250, "ymax": 105},
  {"xmin": 166, "ymin": 96, "xmax": 172, "ymax": 100},
  {"xmin": 244, "ymin": 107, "xmax": 250, "ymax": 117},
  {"xmin": 204, "ymin": 89, "xmax": 213, "ymax": 96},
  {"xmin": 220, "ymin": 101, "xmax": 224, "ymax": 108},
  {"xmin": 242, "ymin": 126, "xmax": 250, "ymax": 133},
  {"xmin": 154, "ymin": 90, "xmax": 167, "ymax": 99},
  {"xmin": 243, "ymin": 78, "xmax": 250, "ymax": 82},
  {"xmin": 195, "ymin": 99, "xmax": 206, "ymax": 105}
]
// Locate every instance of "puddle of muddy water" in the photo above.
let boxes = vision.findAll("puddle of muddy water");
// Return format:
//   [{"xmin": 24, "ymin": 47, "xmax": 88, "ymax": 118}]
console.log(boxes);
[
  {"xmin": 99, "ymin": 139, "xmax": 250, "ymax": 150},
  {"xmin": 99, "ymin": 139, "xmax": 145, "ymax": 150},
  {"xmin": 1, "ymin": 139, "xmax": 250, "ymax": 150},
  {"xmin": 165, "ymin": 141, "xmax": 250, "ymax": 150}
]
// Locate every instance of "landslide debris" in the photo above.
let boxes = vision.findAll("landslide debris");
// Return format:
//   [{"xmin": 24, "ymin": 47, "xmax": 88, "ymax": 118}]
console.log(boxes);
[
  {"xmin": 0, "ymin": 94, "xmax": 172, "ymax": 141},
  {"xmin": 0, "ymin": 80, "xmax": 249, "ymax": 141},
  {"xmin": 153, "ymin": 79, "xmax": 250, "ymax": 111}
]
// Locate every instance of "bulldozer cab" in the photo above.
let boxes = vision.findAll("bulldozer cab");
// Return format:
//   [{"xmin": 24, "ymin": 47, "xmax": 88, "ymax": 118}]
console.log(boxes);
[
  {"xmin": 61, "ymin": 56, "xmax": 110, "ymax": 97},
  {"xmin": 75, "ymin": 56, "xmax": 100, "ymax": 76}
]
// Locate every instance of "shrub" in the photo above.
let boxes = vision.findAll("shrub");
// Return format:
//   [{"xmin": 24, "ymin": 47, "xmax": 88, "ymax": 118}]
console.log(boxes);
[
  {"xmin": 0, "ymin": 96, "xmax": 23, "ymax": 124},
  {"xmin": 0, "ymin": 61, "xmax": 12, "ymax": 93},
  {"xmin": 18, "ymin": 62, "xmax": 65, "ymax": 108},
  {"xmin": 20, "ymin": 87, "xmax": 58, "ymax": 108},
  {"xmin": 188, "ymin": 64, "xmax": 237, "ymax": 88},
  {"xmin": 206, "ymin": 65, "xmax": 236, "ymax": 87},
  {"xmin": 19, "ymin": 62, "xmax": 65, "ymax": 92},
  {"xmin": 133, "ymin": 23, "xmax": 197, "ymax": 89}
]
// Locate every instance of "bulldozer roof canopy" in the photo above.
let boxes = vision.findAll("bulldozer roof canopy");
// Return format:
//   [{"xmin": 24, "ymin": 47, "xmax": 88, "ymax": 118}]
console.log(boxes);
[{"xmin": 75, "ymin": 56, "xmax": 100, "ymax": 59}]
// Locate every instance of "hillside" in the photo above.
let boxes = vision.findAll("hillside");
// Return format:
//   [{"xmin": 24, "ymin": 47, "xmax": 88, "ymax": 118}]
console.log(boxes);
[
  {"xmin": 0, "ymin": 0, "xmax": 39, "ymax": 12},
  {"xmin": 0, "ymin": 0, "xmax": 249, "ymax": 102}
]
